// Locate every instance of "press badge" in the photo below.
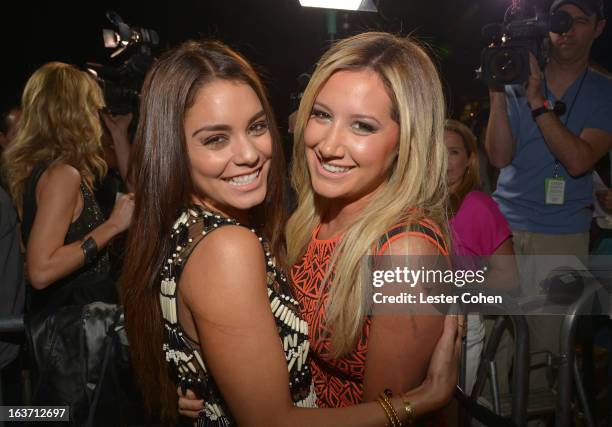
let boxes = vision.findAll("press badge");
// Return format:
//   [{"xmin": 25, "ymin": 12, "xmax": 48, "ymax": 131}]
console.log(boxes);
[{"xmin": 545, "ymin": 177, "xmax": 565, "ymax": 205}]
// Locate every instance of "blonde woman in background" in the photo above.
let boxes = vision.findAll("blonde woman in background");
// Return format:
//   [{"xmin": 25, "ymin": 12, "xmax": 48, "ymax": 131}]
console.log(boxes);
[
  {"xmin": 445, "ymin": 119, "xmax": 518, "ymax": 393},
  {"xmin": 3, "ymin": 62, "xmax": 134, "ymax": 315}
]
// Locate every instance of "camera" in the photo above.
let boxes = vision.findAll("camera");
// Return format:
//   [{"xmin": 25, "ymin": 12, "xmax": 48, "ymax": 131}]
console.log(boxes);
[
  {"xmin": 480, "ymin": 4, "xmax": 572, "ymax": 86},
  {"xmin": 85, "ymin": 12, "xmax": 159, "ymax": 115}
]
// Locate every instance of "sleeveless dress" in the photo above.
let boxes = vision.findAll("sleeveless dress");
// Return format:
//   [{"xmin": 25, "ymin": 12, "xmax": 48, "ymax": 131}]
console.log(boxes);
[
  {"xmin": 291, "ymin": 219, "xmax": 448, "ymax": 408},
  {"xmin": 159, "ymin": 206, "xmax": 317, "ymax": 426},
  {"xmin": 21, "ymin": 163, "xmax": 115, "ymax": 314}
]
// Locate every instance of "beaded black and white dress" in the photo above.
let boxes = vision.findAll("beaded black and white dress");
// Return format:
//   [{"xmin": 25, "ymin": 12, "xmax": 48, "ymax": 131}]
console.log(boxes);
[{"xmin": 160, "ymin": 206, "xmax": 317, "ymax": 426}]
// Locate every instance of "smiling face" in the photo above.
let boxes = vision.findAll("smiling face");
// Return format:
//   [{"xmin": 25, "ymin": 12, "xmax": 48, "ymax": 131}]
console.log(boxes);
[
  {"xmin": 444, "ymin": 129, "xmax": 470, "ymax": 193},
  {"xmin": 303, "ymin": 69, "xmax": 399, "ymax": 204},
  {"xmin": 550, "ymin": 4, "xmax": 606, "ymax": 64},
  {"xmin": 184, "ymin": 79, "xmax": 272, "ymax": 218}
]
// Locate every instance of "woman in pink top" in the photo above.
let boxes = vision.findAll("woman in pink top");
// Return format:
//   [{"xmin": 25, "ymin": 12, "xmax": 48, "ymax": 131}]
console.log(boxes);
[{"xmin": 445, "ymin": 119, "xmax": 518, "ymax": 393}]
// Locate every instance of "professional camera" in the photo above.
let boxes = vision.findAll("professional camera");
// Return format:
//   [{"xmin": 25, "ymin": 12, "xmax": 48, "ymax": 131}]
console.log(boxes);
[
  {"xmin": 480, "ymin": 4, "xmax": 572, "ymax": 86},
  {"xmin": 86, "ymin": 12, "xmax": 159, "ymax": 115}
]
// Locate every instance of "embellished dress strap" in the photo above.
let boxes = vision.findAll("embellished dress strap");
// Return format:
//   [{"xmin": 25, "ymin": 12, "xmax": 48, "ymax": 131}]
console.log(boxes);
[
  {"xmin": 160, "ymin": 207, "xmax": 240, "ymax": 426},
  {"xmin": 160, "ymin": 206, "xmax": 316, "ymax": 427}
]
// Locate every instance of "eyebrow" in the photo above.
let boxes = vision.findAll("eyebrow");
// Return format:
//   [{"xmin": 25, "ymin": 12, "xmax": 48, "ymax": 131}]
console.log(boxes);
[
  {"xmin": 191, "ymin": 110, "xmax": 267, "ymax": 138},
  {"xmin": 313, "ymin": 101, "xmax": 383, "ymax": 126}
]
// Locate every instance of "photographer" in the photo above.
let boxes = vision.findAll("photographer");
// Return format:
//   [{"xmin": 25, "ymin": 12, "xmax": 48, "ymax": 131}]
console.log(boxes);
[
  {"xmin": 487, "ymin": 0, "xmax": 611, "ymax": 278},
  {"xmin": 486, "ymin": 0, "xmax": 611, "ymax": 399}
]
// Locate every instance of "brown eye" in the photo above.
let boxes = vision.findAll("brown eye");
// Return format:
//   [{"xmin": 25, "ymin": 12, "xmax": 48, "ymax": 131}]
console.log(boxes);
[
  {"xmin": 311, "ymin": 109, "xmax": 331, "ymax": 120},
  {"xmin": 202, "ymin": 135, "xmax": 228, "ymax": 146},
  {"xmin": 249, "ymin": 121, "xmax": 268, "ymax": 135},
  {"xmin": 351, "ymin": 121, "xmax": 376, "ymax": 133}
]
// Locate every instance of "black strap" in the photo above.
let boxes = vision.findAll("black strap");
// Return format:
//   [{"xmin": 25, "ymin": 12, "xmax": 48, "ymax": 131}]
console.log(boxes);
[
  {"xmin": 21, "ymin": 163, "xmax": 49, "ymax": 245},
  {"xmin": 376, "ymin": 222, "xmax": 446, "ymax": 254}
]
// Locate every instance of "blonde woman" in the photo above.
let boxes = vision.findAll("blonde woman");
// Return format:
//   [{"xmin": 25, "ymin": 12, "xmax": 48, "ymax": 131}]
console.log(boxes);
[
  {"xmin": 285, "ymin": 32, "xmax": 450, "ymax": 414},
  {"xmin": 444, "ymin": 119, "xmax": 518, "ymax": 393},
  {"xmin": 3, "ymin": 62, "xmax": 134, "ymax": 314}
]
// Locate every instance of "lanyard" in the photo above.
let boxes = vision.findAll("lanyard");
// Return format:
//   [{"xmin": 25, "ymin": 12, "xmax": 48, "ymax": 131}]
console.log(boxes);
[{"xmin": 544, "ymin": 68, "xmax": 588, "ymax": 178}]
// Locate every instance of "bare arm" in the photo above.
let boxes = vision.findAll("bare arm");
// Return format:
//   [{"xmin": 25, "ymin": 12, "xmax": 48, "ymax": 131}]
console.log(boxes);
[
  {"xmin": 525, "ymin": 55, "xmax": 612, "ymax": 177},
  {"xmin": 486, "ymin": 89, "xmax": 516, "ymax": 169},
  {"xmin": 101, "ymin": 112, "xmax": 134, "ymax": 191},
  {"xmin": 179, "ymin": 226, "xmax": 459, "ymax": 427},
  {"xmin": 531, "ymin": 116, "xmax": 612, "ymax": 177},
  {"xmin": 26, "ymin": 164, "xmax": 134, "ymax": 289},
  {"xmin": 362, "ymin": 236, "xmax": 446, "ymax": 401},
  {"xmin": 178, "ymin": 315, "xmax": 462, "ymax": 421},
  {"xmin": 485, "ymin": 238, "xmax": 520, "ymax": 294}
]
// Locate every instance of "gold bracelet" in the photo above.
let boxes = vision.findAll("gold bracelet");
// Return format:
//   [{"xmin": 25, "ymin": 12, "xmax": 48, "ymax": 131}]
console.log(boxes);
[
  {"xmin": 376, "ymin": 395, "xmax": 396, "ymax": 427},
  {"xmin": 401, "ymin": 396, "xmax": 415, "ymax": 425},
  {"xmin": 380, "ymin": 390, "xmax": 404, "ymax": 427}
]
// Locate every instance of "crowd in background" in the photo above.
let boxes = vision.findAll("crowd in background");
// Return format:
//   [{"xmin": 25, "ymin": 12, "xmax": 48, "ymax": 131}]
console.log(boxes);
[{"xmin": 0, "ymin": 0, "xmax": 611, "ymax": 425}]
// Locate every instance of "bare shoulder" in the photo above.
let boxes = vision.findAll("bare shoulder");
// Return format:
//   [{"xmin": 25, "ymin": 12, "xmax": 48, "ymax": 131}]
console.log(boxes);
[
  {"xmin": 181, "ymin": 225, "xmax": 267, "ymax": 295},
  {"xmin": 197, "ymin": 224, "xmax": 264, "ymax": 261},
  {"xmin": 38, "ymin": 163, "xmax": 81, "ymax": 194},
  {"xmin": 179, "ymin": 224, "xmax": 271, "ymax": 330},
  {"xmin": 35, "ymin": 163, "xmax": 82, "ymax": 213},
  {"xmin": 384, "ymin": 233, "xmax": 443, "ymax": 256}
]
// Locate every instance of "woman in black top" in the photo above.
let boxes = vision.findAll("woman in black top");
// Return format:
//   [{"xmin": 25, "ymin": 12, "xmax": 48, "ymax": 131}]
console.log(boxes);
[{"xmin": 3, "ymin": 62, "xmax": 134, "ymax": 314}]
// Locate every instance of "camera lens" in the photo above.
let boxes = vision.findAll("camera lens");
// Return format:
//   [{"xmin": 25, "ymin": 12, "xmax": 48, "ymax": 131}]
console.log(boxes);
[{"xmin": 490, "ymin": 49, "xmax": 524, "ymax": 83}]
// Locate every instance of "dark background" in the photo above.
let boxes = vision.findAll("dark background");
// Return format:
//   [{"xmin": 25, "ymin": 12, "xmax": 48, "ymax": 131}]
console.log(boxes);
[{"xmin": 1, "ymin": 0, "xmax": 611, "ymax": 128}]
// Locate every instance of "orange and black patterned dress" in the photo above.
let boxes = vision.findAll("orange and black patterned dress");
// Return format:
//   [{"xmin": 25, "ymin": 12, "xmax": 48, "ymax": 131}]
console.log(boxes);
[{"xmin": 290, "ymin": 219, "xmax": 447, "ymax": 408}]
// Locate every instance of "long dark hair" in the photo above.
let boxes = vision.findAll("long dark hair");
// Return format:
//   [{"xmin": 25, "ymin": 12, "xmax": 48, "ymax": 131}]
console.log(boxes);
[{"xmin": 121, "ymin": 40, "xmax": 287, "ymax": 422}]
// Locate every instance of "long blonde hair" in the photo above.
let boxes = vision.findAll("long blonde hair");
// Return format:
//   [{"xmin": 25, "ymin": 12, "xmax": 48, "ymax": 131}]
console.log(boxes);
[
  {"xmin": 445, "ymin": 119, "xmax": 480, "ymax": 215},
  {"xmin": 3, "ymin": 62, "xmax": 107, "ymax": 214},
  {"xmin": 286, "ymin": 32, "xmax": 448, "ymax": 356}
]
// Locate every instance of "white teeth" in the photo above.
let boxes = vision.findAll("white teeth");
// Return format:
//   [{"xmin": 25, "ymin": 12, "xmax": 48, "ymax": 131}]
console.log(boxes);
[
  {"xmin": 227, "ymin": 170, "xmax": 259, "ymax": 186},
  {"xmin": 321, "ymin": 162, "xmax": 351, "ymax": 173}
]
